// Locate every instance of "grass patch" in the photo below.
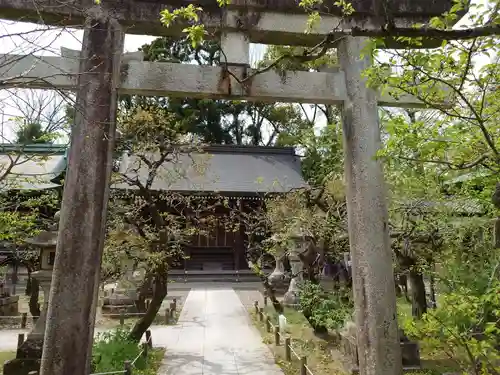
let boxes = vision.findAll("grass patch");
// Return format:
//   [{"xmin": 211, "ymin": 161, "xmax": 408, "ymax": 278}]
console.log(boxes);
[
  {"xmin": 251, "ymin": 303, "xmax": 452, "ymax": 375},
  {"xmin": 0, "ymin": 351, "xmax": 16, "ymax": 375},
  {"xmin": 250, "ymin": 306, "xmax": 346, "ymax": 375}
]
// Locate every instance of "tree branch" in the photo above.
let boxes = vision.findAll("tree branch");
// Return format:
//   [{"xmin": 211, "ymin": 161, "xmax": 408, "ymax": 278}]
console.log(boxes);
[
  {"xmin": 348, "ymin": 25, "xmax": 500, "ymax": 41},
  {"xmin": 396, "ymin": 154, "xmax": 490, "ymax": 170}
]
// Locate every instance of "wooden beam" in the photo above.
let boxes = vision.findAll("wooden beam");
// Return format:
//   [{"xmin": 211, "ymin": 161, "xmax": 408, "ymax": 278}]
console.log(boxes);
[{"xmin": 0, "ymin": 52, "xmax": 427, "ymax": 108}]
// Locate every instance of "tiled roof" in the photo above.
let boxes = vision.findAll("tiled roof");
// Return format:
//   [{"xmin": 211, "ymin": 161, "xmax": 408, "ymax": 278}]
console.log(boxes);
[
  {"xmin": 113, "ymin": 145, "xmax": 308, "ymax": 194},
  {"xmin": 0, "ymin": 143, "xmax": 68, "ymax": 191},
  {"xmin": 0, "ymin": 144, "xmax": 308, "ymax": 194},
  {"xmin": 0, "ymin": 154, "xmax": 65, "ymax": 191}
]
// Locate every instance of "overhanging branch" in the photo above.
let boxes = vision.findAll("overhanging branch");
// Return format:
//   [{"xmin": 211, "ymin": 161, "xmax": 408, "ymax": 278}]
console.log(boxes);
[{"xmin": 347, "ymin": 25, "xmax": 500, "ymax": 41}]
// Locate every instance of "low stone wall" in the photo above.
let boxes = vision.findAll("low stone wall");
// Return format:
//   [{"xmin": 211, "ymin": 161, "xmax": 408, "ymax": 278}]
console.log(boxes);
[{"xmin": 0, "ymin": 295, "xmax": 19, "ymax": 316}]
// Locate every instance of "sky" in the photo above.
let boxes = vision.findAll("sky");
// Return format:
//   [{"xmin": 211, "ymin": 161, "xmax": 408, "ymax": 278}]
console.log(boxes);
[
  {"xmin": 0, "ymin": 18, "xmax": 267, "ymax": 142},
  {"xmin": 0, "ymin": 0, "xmax": 492, "ymax": 143}
]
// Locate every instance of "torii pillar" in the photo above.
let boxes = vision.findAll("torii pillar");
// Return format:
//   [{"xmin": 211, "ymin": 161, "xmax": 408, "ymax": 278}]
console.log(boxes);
[
  {"xmin": 338, "ymin": 37, "xmax": 402, "ymax": 375},
  {"xmin": 39, "ymin": 7, "xmax": 124, "ymax": 375}
]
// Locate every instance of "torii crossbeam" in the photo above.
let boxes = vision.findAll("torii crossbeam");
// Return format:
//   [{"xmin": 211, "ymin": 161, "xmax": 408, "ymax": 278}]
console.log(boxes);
[{"xmin": 0, "ymin": 48, "xmax": 426, "ymax": 107}]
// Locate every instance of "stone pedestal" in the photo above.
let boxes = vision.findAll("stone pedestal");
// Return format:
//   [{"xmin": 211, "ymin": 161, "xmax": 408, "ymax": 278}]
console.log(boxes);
[
  {"xmin": 102, "ymin": 289, "xmax": 138, "ymax": 315},
  {"xmin": 283, "ymin": 233, "xmax": 308, "ymax": 306},
  {"xmin": 3, "ymin": 270, "xmax": 52, "ymax": 375},
  {"xmin": 283, "ymin": 251, "xmax": 303, "ymax": 306},
  {"xmin": 0, "ymin": 295, "xmax": 19, "ymax": 316},
  {"xmin": 267, "ymin": 245, "xmax": 289, "ymax": 292}
]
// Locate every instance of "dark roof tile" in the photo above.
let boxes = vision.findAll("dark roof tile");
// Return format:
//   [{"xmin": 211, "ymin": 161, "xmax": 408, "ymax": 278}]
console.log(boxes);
[{"xmin": 113, "ymin": 145, "xmax": 308, "ymax": 194}]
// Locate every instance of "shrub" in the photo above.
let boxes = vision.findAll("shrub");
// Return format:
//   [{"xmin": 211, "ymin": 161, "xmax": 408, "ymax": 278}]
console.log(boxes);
[
  {"xmin": 298, "ymin": 281, "xmax": 354, "ymax": 332},
  {"xmin": 92, "ymin": 327, "xmax": 146, "ymax": 373},
  {"xmin": 401, "ymin": 282, "xmax": 500, "ymax": 375}
]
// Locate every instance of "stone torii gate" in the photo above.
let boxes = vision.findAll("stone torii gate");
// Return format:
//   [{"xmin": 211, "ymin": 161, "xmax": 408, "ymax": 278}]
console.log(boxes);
[{"xmin": 0, "ymin": 1, "xmax": 457, "ymax": 375}]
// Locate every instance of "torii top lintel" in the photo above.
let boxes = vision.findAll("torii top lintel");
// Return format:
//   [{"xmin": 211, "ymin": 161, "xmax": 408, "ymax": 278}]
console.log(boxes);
[
  {"xmin": 151, "ymin": 0, "xmax": 453, "ymax": 16},
  {"xmin": 0, "ymin": 0, "xmax": 457, "ymax": 46}
]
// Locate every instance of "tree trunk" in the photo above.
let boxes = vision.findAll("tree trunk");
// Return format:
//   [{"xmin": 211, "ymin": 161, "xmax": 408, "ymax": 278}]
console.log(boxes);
[
  {"xmin": 429, "ymin": 273, "xmax": 437, "ymax": 309},
  {"xmin": 134, "ymin": 275, "xmax": 152, "ymax": 313},
  {"xmin": 494, "ymin": 217, "xmax": 499, "ymax": 249},
  {"xmin": 10, "ymin": 263, "xmax": 18, "ymax": 295},
  {"xmin": 399, "ymin": 274, "xmax": 410, "ymax": 303},
  {"xmin": 128, "ymin": 273, "xmax": 167, "ymax": 342},
  {"xmin": 409, "ymin": 269, "xmax": 427, "ymax": 319},
  {"xmin": 395, "ymin": 277, "xmax": 402, "ymax": 298},
  {"xmin": 262, "ymin": 277, "xmax": 284, "ymax": 314},
  {"xmin": 25, "ymin": 270, "xmax": 32, "ymax": 295},
  {"xmin": 29, "ymin": 276, "xmax": 41, "ymax": 322}
]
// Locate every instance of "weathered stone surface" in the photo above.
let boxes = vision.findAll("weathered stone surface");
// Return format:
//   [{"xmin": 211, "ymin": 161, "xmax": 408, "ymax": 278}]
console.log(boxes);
[
  {"xmin": 0, "ymin": 52, "xmax": 426, "ymax": 107},
  {"xmin": 101, "ymin": 304, "xmax": 137, "ymax": 314},
  {"xmin": 283, "ymin": 230, "xmax": 309, "ymax": 306},
  {"xmin": 338, "ymin": 36, "xmax": 402, "ymax": 375},
  {"xmin": 3, "ymin": 335, "xmax": 44, "ymax": 375},
  {"xmin": 3, "ymin": 358, "xmax": 41, "ymax": 375},
  {"xmin": 102, "ymin": 289, "xmax": 137, "ymax": 307},
  {"xmin": 0, "ymin": 295, "xmax": 19, "ymax": 316},
  {"xmin": 38, "ymin": 8, "xmax": 124, "ymax": 375},
  {"xmin": 0, "ymin": 295, "xmax": 19, "ymax": 306},
  {"xmin": 103, "ymin": 295, "xmax": 134, "ymax": 306},
  {"xmin": 3, "ymin": 268, "xmax": 53, "ymax": 375},
  {"xmin": 401, "ymin": 341, "xmax": 421, "ymax": 367},
  {"xmin": 0, "ymin": 0, "xmax": 461, "ymax": 47},
  {"xmin": 267, "ymin": 241, "xmax": 289, "ymax": 290}
]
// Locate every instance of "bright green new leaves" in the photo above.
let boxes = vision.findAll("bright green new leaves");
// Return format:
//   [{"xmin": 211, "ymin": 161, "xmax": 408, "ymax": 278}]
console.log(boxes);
[
  {"xmin": 160, "ymin": 4, "xmax": 206, "ymax": 48},
  {"xmin": 299, "ymin": 281, "xmax": 354, "ymax": 331},
  {"xmin": 401, "ymin": 282, "xmax": 500, "ymax": 375},
  {"xmin": 216, "ymin": 0, "xmax": 231, "ymax": 6},
  {"xmin": 298, "ymin": 0, "xmax": 354, "ymax": 32},
  {"xmin": 368, "ymin": 2, "xmax": 500, "ymax": 210},
  {"xmin": 0, "ymin": 211, "xmax": 39, "ymax": 243}
]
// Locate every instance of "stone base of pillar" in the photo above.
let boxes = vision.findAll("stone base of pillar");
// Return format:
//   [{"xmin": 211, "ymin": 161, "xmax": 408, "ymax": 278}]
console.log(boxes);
[
  {"xmin": 283, "ymin": 284, "xmax": 300, "ymax": 307},
  {"xmin": 3, "ymin": 358, "xmax": 41, "ymax": 375},
  {"xmin": 283, "ymin": 292, "xmax": 299, "ymax": 307},
  {"xmin": 283, "ymin": 273, "xmax": 301, "ymax": 307},
  {"xmin": 3, "ymin": 335, "xmax": 44, "ymax": 375}
]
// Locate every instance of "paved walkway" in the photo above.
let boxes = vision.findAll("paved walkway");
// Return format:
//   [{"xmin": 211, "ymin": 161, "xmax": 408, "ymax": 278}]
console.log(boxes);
[
  {"xmin": 157, "ymin": 288, "xmax": 284, "ymax": 375},
  {"xmin": 0, "ymin": 288, "xmax": 284, "ymax": 375}
]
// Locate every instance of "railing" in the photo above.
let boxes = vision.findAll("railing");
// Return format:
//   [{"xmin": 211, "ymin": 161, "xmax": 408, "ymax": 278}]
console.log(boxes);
[
  {"xmin": 0, "ymin": 312, "xmax": 30, "ymax": 328},
  {"xmin": 27, "ymin": 330, "xmax": 154, "ymax": 375},
  {"xmin": 253, "ymin": 300, "xmax": 315, "ymax": 375},
  {"xmin": 0, "ymin": 298, "xmax": 179, "ymax": 329},
  {"xmin": 168, "ymin": 269, "xmax": 258, "ymax": 283},
  {"xmin": 100, "ymin": 298, "xmax": 178, "ymax": 326}
]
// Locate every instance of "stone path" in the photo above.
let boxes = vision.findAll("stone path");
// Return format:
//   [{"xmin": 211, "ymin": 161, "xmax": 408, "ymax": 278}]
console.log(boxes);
[
  {"xmin": 1, "ymin": 288, "xmax": 284, "ymax": 375},
  {"xmin": 157, "ymin": 288, "xmax": 284, "ymax": 375}
]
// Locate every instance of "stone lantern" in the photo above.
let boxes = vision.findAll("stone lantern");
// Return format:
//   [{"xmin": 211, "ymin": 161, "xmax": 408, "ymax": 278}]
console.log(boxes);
[
  {"xmin": 3, "ymin": 211, "xmax": 59, "ymax": 375},
  {"xmin": 283, "ymin": 227, "xmax": 312, "ymax": 307},
  {"xmin": 267, "ymin": 234, "xmax": 289, "ymax": 292}
]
